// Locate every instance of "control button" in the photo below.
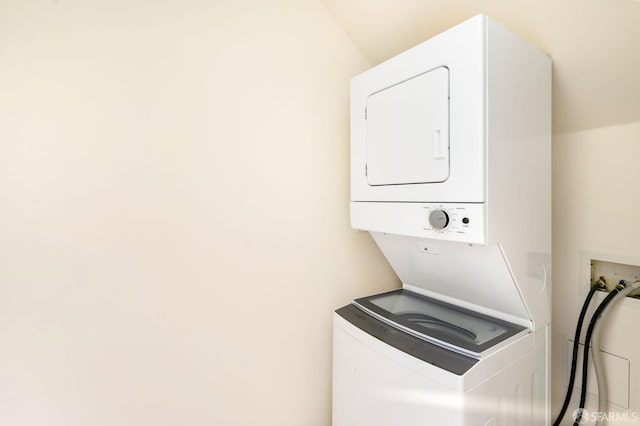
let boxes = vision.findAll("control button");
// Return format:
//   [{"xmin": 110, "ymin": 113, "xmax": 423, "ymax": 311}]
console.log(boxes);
[
  {"xmin": 429, "ymin": 210, "xmax": 450, "ymax": 229},
  {"xmin": 462, "ymin": 217, "xmax": 470, "ymax": 224}
]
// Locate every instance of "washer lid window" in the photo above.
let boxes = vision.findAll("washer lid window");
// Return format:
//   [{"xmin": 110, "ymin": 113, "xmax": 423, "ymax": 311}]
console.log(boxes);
[
  {"xmin": 365, "ymin": 66, "xmax": 450, "ymax": 186},
  {"xmin": 353, "ymin": 289, "xmax": 527, "ymax": 358}
]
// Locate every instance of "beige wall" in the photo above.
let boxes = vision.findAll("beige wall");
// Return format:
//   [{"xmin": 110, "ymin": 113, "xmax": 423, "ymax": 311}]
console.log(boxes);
[
  {"xmin": 0, "ymin": 1, "xmax": 398, "ymax": 425},
  {"xmin": 6, "ymin": 0, "xmax": 638, "ymax": 424},
  {"xmin": 552, "ymin": 121, "xmax": 640, "ymax": 421}
]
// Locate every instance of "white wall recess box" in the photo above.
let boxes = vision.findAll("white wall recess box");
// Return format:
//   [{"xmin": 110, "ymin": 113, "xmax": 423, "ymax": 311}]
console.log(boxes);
[{"xmin": 580, "ymin": 251, "xmax": 640, "ymax": 308}]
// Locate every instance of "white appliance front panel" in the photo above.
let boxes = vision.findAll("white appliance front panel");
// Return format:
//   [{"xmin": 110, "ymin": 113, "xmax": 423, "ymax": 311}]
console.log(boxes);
[
  {"xmin": 333, "ymin": 314, "xmax": 465, "ymax": 426},
  {"xmin": 351, "ymin": 14, "xmax": 486, "ymax": 203},
  {"xmin": 366, "ymin": 67, "xmax": 449, "ymax": 186},
  {"xmin": 333, "ymin": 313, "xmax": 548, "ymax": 426}
]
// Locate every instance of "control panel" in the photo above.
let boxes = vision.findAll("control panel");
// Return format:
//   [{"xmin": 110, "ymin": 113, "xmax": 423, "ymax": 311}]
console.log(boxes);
[
  {"xmin": 350, "ymin": 202, "xmax": 486, "ymax": 244},
  {"xmin": 423, "ymin": 205, "xmax": 480, "ymax": 240}
]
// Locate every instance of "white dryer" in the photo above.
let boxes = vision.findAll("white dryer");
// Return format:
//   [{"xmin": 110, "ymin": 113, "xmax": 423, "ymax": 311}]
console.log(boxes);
[{"xmin": 333, "ymin": 15, "xmax": 552, "ymax": 426}]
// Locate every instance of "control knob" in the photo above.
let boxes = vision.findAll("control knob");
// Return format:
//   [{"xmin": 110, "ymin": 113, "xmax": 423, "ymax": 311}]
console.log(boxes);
[{"xmin": 429, "ymin": 209, "xmax": 450, "ymax": 229}]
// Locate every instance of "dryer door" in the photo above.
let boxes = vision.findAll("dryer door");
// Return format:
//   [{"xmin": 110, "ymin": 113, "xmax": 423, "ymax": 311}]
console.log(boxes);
[{"xmin": 366, "ymin": 66, "xmax": 449, "ymax": 186}]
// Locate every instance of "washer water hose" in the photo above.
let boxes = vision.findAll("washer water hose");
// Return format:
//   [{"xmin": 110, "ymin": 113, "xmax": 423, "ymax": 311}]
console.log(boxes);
[
  {"xmin": 552, "ymin": 285, "xmax": 599, "ymax": 426},
  {"xmin": 589, "ymin": 280, "xmax": 640, "ymax": 426},
  {"xmin": 573, "ymin": 281, "xmax": 640, "ymax": 426}
]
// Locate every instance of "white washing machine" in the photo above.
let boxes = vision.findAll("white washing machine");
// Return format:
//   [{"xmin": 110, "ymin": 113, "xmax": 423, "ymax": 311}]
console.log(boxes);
[{"xmin": 333, "ymin": 15, "xmax": 552, "ymax": 426}]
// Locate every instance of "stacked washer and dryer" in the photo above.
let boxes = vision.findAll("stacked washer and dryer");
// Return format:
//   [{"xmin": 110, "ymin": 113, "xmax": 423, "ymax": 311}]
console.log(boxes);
[{"xmin": 333, "ymin": 15, "xmax": 552, "ymax": 426}]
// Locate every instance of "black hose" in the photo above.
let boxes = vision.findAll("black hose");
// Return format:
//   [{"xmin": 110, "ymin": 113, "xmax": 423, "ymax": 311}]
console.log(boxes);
[
  {"xmin": 552, "ymin": 286, "xmax": 598, "ymax": 426},
  {"xmin": 572, "ymin": 288, "xmax": 623, "ymax": 426}
]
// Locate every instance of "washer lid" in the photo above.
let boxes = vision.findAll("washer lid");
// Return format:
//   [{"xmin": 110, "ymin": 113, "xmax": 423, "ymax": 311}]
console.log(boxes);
[
  {"xmin": 353, "ymin": 289, "xmax": 527, "ymax": 358},
  {"xmin": 366, "ymin": 66, "xmax": 450, "ymax": 186},
  {"xmin": 369, "ymin": 232, "xmax": 533, "ymax": 328}
]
